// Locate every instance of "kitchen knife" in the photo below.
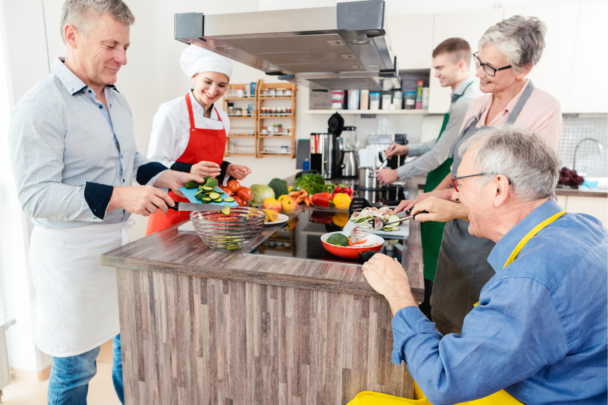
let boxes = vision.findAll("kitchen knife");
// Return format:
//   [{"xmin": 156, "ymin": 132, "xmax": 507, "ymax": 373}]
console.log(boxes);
[{"xmin": 168, "ymin": 202, "xmax": 226, "ymax": 212}]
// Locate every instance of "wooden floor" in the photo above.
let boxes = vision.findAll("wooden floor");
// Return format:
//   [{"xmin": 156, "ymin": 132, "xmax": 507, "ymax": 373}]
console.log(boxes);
[{"xmin": 118, "ymin": 269, "xmax": 414, "ymax": 405}]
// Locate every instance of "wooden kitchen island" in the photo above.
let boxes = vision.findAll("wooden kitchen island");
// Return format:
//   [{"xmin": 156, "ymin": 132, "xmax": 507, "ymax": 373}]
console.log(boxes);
[{"xmin": 101, "ymin": 183, "xmax": 424, "ymax": 405}]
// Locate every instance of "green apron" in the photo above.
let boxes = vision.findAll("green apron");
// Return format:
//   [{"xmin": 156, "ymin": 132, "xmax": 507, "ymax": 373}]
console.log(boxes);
[{"xmin": 420, "ymin": 82, "xmax": 472, "ymax": 282}]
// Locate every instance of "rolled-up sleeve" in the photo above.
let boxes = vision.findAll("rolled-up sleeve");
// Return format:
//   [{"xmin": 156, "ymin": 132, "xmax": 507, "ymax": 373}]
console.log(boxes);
[
  {"xmin": 392, "ymin": 277, "xmax": 568, "ymax": 405},
  {"xmin": 8, "ymin": 100, "xmax": 106, "ymax": 222}
]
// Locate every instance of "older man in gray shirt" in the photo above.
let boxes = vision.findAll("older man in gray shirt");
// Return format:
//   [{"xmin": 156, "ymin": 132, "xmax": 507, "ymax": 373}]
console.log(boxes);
[
  {"xmin": 7, "ymin": 1, "xmax": 200, "ymax": 404},
  {"xmin": 376, "ymin": 38, "xmax": 481, "ymax": 315}
]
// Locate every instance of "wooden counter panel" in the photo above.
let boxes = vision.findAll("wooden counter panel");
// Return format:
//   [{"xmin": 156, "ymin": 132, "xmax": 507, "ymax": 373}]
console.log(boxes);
[{"xmin": 118, "ymin": 268, "xmax": 414, "ymax": 405}]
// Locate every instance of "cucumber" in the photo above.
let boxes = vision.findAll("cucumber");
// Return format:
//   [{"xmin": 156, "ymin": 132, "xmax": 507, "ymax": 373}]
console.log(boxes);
[
  {"xmin": 382, "ymin": 226, "xmax": 399, "ymax": 232},
  {"xmin": 212, "ymin": 198, "xmax": 223, "ymax": 203},
  {"xmin": 208, "ymin": 192, "xmax": 220, "ymax": 200},
  {"xmin": 223, "ymin": 197, "xmax": 235, "ymax": 203},
  {"xmin": 387, "ymin": 215, "xmax": 400, "ymax": 224},
  {"xmin": 220, "ymin": 206, "xmax": 231, "ymax": 216},
  {"xmin": 202, "ymin": 186, "xmax": 214, "ymax": 192},
  {"xmin": 201, "ymin": 197, "xmax": 212, "ymax": 203}
]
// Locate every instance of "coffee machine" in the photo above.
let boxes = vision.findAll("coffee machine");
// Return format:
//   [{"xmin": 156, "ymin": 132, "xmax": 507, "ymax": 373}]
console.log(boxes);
[
  {"xmin": 309, "ymin": 113, "xmax": 344, "ymax": 179},
  {"xmin": 309, "ymin": 133, "xmax": 340, "ymax": 179},
  {"xmin": 338, "ymin": 126, "xmax": 358, "ymax": 178}
]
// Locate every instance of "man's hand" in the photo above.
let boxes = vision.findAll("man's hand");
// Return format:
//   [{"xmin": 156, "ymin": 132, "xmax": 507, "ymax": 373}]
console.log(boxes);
[
  {"xmin": 227, "ymin": 164, "xmax": 251, "ymax": 181},
  {"xmin": 385, "ymin": 143, "xmax": 409, "ymax": 159},
  {"xmin": 362, "ymin": 254, "xmax": 417, "ymax": 316},
  {"xmin": 411, "ymin": 196, "xmax": 469, "ymax": 223},
  {"xmin": 190, "ymin": 161, "xmax": 221, "ymax": 178},
  {"xmin": 154, "ymin": 170, "xmax": 203, "ymax": 198},
  {"xmin": 108, "ymin": 186, "xmax": 174, "ymax": 216},
  {"xmin": 376, "ymin": 168, "xmax": 399, "ymax": 185}
]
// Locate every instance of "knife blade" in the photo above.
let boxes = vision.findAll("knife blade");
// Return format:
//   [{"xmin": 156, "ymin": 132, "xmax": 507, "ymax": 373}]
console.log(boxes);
[{"xmin": 168, "ymin": 202, "xmax": 226, "ymax": 212}]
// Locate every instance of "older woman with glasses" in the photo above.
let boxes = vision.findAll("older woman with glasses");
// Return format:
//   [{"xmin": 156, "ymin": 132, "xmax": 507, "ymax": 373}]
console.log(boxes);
[{"xmin": 396, "ymin": 15, "xmax": 563, "ymax": 335}]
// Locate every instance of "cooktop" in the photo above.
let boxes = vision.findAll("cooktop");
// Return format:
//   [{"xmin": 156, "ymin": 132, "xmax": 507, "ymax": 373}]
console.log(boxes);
[{"xmin": 244, "ymin": 209, "xmax": 404, "ymax": 266}]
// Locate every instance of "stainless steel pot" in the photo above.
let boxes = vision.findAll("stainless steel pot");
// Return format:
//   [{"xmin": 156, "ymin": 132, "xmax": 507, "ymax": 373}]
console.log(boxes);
[{"xmin": 358, "ymin": 166, "xmax": 388, "ymax": 190}]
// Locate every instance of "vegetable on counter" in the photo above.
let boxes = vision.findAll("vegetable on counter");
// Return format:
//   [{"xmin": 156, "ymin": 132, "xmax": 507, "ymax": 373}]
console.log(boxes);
[
  {"xmin": 332, "ymin": 193, "xmax": 352, "ymax": 210},
  {"xmin": 250, "ymin": 184, "xmax": 275, "ymax": 208},
  {"xmin": 236, "ymin": 187, "xmax": 252, "ymax": 203},
  {"xmin": 268, "ymin": 178, "xmax": 289, "ymax": 199},
  {"xmin": 289, "ymin": 190, "xmax": 310, "ymax": 206},
  {"xmin": 262, "ymin": 198, "xmax": 282, "ymax": 213},
  {"xmin": 292, "ymin": 173, "xmax": 327, "ymax": 195},
  {"xmin": 311, "ymin": 192, "xmax": 333, "ymax": 208},
  {"xmin": 226, "ymin": 180, "xmax": 241, "ymax": 193}
]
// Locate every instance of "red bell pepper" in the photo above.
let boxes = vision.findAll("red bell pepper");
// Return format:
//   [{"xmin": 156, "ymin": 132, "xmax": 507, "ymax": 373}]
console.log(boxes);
[
  {"xmin": 311, "ymin": 211, "xmax": 333, "ymax": 224},
  {"xmin": 311, "ymin": 192, "xmax": 333, "ymax": 208}
]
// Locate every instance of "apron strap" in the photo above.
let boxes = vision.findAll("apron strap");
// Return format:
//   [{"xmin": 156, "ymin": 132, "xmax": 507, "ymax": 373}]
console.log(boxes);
[
  {"xmin": 185, "ymin": 92, "xmax": 196, "ymax": 130},
  {"xmin": 506, "ymin": 80, "xmax": 535, "ymax": 125}
]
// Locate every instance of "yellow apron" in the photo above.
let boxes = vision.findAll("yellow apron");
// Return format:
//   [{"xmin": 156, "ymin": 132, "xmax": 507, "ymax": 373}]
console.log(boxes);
[{"xmin": 349, "ymin": 210, "xmax": 565, "ymax": 405}]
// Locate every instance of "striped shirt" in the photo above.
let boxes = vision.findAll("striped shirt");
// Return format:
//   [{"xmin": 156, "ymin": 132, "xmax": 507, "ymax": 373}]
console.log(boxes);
[{"xmin": 8, "ymin": 58, "xmax": 166, "ymax": 229}]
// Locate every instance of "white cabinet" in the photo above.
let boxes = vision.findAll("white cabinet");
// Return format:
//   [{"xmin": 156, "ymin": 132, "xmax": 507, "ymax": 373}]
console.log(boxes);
[
  {"xmin": 428, "ymin": 9, "xmax": 504, "ymax": 113},
  {"xmin": 567, "ymin": 1, "xmax": 608, "ymax": 113},
  {"xmin": 387, "ymin": 14, "xmax": 434, "ymax": 70},
  {"xmin": 504, "ymin": 4, "xmax": 579, "ymax": 113}
]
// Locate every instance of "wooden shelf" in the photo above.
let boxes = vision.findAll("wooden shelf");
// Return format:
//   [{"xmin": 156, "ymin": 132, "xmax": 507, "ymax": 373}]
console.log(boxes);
[
  {"xmin": 224, "ymin": 97, "xmax": 255, "ymax": 101},
  {"xmin": 260, "ymin": 96, "xmax": 293, "ymax": 100},
  {"xmin": 259, "ymin": 114, "xmax": 293, "ymax": 118},
  {"xmin": 228, "ymin": 116, "xmax": 255, "ymax": 119},
  {"xmin": 302, "ymin": 109, "xmax": 430, "ymax": 115},
  {"xmin": 258, "ymin": 153, "xmax": 293, "ymax": 157},
  {"xmin": 259, "ymin": 135, "xmax": 291, "ymax": 138},
  {"xmin": 225, "ymin": 153, "xmax": 256, "ymax": 157},
  {"xmin": 227, "ymin": 134, "xmax": 256, "ymax": 138}
]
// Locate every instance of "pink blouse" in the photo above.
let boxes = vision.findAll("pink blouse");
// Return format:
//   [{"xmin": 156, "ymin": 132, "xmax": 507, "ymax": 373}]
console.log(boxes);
[{"xmin": 460, "ymin": 79, "xmax": 562, "ymax": 151}]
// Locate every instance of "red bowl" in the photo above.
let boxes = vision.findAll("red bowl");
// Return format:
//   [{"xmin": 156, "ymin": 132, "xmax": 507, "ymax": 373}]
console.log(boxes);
[{"xmin": 320, "ymin": 232, "xmax": 384, "ymax": 259}]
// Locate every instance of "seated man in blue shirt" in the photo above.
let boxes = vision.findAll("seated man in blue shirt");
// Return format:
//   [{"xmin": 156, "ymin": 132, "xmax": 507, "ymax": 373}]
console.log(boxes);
[{"xmin": 362, "ymin": 125, "xmax": 607, "ymax": 404}]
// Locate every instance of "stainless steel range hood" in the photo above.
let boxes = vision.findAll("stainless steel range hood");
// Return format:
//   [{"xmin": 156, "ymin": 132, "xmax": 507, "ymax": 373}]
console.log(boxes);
[{"xmin": 174, "ymin": 1, "xmax": 400, "ymax": 90}]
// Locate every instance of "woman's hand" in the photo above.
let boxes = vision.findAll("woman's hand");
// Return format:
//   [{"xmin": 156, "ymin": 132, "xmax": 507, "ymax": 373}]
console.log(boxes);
[
  {"xmin": 393, "ymin": 187, "xmax": 455, "ymax": 214},
  {"xmin": 385, "ymin": 143, "xmax": 409, "ymax": 159},
  {"xmin": 190, "ymin": 161, "xmax": 221, "ymax": 178},
  {"xmin": 154, "ymin": 170, "xmax": 203, "ymax": 199},
  {"xmin": 411, "ymin": 196, "xmax": 469, "ymax": 223},
  {"xmin": 227, "ymin": 164, "xmax": 251, "ymax": 180}
]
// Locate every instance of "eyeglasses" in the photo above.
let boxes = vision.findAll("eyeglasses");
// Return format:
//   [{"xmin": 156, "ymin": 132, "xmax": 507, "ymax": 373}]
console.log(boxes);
[
  {"xmin": 451, "ymin": 172, "xmax": 511, "ymax": 192},
  {"xmin": 473, "ymin": 52, "xmax": 512, "ymax": 77}
]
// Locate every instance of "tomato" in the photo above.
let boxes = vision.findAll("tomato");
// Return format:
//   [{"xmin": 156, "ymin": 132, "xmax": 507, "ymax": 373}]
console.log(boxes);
[
  {"xmin": 233, "ymin": 196, "xmax": 246, "ymax": 207},
  {"xmin": 227, "ymin": 180, "xmax": 241, "ymax": 193},
  {"xmin": 219, "ymin": 186, "xmax": 233, "ymax": 196},
  {"xmin": 236, "ymin": 187, "xmax": 252, "ymax": 202}
]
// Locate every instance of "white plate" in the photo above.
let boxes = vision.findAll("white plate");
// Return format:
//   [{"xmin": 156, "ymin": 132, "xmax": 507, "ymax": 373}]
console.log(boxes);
[{"xmin": 264, "ymin": 213, "xmax": 289, "ymax": 226}]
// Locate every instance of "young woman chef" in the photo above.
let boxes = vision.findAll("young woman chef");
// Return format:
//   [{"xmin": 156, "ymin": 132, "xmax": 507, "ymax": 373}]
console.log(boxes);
[{"xmin": 146, "ymin": 45, "xmax": 251, "ymax": 235}]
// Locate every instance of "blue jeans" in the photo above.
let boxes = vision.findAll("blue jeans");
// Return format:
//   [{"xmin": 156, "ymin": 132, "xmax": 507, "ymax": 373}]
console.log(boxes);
[{"xmin": 48, "ymin": 334, "xmax": 124, "ymax": 405}]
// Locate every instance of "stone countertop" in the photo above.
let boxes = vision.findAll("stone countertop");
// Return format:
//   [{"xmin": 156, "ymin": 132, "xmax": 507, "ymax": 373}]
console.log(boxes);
[{"xmin": 101, "ymin": 179, "xmax": 425, "ymax": 302}]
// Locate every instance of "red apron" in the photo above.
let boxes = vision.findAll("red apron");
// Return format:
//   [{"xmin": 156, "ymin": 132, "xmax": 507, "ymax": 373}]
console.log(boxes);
[{"xmin": 145, "ymin": 93, "xmax": 227, "ymax": 235}]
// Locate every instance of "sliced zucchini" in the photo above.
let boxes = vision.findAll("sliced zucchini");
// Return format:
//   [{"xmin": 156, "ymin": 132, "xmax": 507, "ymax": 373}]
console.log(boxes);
[
  {"xmin": 387, "ymin": 215, "xmax": 400, "ymax": 224},
  {"xmin": 209, "ymin": 192, "xmax": 220, "ymax": 200},
  {"xmin": 202, "ymin": 186, "xmax": 215, "ymax": 192},
  {"xmin": 201, "ymin": 197, "xmax": 212, "ymax": 203},
  {"xmin": 382, "ymin": 226, "xmax": 399, "ymax": 232},
  {"xmin": 212, "ymin": 198, "xmax": 223, "ymax": 203},
  {"xmin": 220, "ymin": 205, "xmax": 231, "ymax": 216},
  {"xmin": 223, "ymin": 197, "xmax": 235, "ymax": 203}
]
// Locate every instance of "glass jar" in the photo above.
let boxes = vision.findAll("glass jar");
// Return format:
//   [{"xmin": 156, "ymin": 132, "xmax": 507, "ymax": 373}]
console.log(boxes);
[
  {"xmin": 261, "ymin": 126, "xmax": 268, "ymax": 135},
  {"xmin": 227, "ymin": 102, "xmax": 234, "ymax": 116},
  {"xmin": 236, "ymin": 88, "xmax": 245, "ymax": 98},
  {"xmin": 276, "ymin": 88, "xmax": 284, "ymax": 96},
  {"xmin": 287, "ymin": 107, "xmax": 292, "ymax": 115},
  {"xmin": 234, "ymin": 107, "xmax": 242, "ymax": 116},
  {"xmin": 273, "ymin": 123, "xmax": 282, "ymax": 134},
  {"xmin": 241, "ymin": 108, "xmax": 247, "ymax": 117},
  {"xmin": 280, "ymin": 145, "xmax": 289, "ymax": 154},
  {"xmin": 268, "ymin": 88, "xmax": 275, "ymax": 97},
  {"xmin": 285, "ymin": 88, "xmax": 292, "ymax": 96},
  {"xmin": 404, "ymin": 91, "xmax": 416, "ymax": 110}
]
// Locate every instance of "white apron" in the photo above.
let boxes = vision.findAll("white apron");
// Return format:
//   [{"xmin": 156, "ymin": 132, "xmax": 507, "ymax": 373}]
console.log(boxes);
[{"xmin": 28, "ymin": 221, "xmax": 130, "ymax": 357}]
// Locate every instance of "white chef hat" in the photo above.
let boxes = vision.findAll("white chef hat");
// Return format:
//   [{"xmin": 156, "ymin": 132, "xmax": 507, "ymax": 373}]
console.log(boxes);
[{"xmin": 180, "ymin": 45, "xmax": 233, "ymax": 81}]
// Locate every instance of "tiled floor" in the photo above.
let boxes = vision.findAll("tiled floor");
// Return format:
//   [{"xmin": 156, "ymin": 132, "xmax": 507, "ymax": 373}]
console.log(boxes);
[{"xmin": 2, "ymin": 341, "xmax": 121, "ymax": 405}]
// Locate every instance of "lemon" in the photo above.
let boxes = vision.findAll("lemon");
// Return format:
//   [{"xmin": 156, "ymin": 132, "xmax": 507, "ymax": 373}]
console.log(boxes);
[{"xmin": 263, "ymin": 209, "xmax": 279, "ymax": 223}]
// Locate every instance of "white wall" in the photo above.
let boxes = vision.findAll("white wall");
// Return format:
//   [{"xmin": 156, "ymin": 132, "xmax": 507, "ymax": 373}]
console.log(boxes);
[{"xmin": 0, "ymin": 0, "xmax": 53, "ymax": 375}]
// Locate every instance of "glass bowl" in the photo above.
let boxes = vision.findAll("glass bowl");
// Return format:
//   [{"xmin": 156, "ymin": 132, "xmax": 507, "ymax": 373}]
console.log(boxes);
[{"xmin": 190, "ymin": 207, "xmax": 266, "ymax": 251}]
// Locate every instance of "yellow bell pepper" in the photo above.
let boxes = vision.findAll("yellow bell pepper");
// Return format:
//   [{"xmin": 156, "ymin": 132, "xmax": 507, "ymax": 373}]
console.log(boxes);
[{"xmin": 332, "ymin": 193, "xmax": 352, "ymax": 210}]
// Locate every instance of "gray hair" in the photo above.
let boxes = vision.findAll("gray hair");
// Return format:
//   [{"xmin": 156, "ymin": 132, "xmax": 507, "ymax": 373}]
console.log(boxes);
[
  {"xmin": 60, "ymin": 0, "xmax": 135, "ymax": 44},
  {"xmin": 478, "ymin": 15, "xmax": 547, "ymax": 73},
  {"xmin": 458, "ymin": 126, "xmax": 560, "ymax": 202}
]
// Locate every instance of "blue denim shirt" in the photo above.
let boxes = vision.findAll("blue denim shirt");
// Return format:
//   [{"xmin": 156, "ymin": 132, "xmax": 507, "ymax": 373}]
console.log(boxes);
[{"xmin": 392, "ymin": 200, "xmax": 607, "ymax": 405}]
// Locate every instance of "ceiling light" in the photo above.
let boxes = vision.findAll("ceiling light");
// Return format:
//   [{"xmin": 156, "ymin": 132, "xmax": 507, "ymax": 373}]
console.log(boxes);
[{"xmin": 349, "ymin": 39, "xmax": 371, "ymax": 45}]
